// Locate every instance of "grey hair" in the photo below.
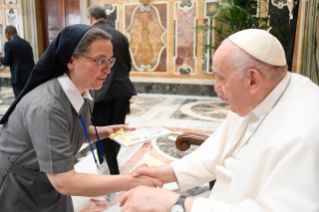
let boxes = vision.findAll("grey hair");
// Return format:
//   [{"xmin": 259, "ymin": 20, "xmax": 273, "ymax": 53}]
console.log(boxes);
[
  {"xmin": 73, "ymin": 28, "xmax": 112, "ymax": 58},
  {"xmin": 224, "ymin": 38, "xmax": 288, "ymax": 81},
  {"xmin": 87, "ymin": 4, "xmax": 107, "ymax": 20}
]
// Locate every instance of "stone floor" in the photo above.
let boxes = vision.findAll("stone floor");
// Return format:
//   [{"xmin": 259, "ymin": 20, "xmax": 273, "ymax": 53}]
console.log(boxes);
[
  {"xmin": 0, "ymin": 89, "xmax": 229, "ymax": 211},
  {"xmin": 73, "ymin": 94, "xmax": 229, "ymax": 212}
]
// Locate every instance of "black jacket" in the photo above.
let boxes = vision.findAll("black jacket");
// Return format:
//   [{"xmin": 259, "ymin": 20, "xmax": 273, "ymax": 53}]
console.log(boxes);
[
  {"xmin": 93, "ymin": 22, "xmax": 136, "ymax": 102},
  {"xmin": 0, "ymin": 24, "xmax": 93, "ymax": 124},
  {"xmin": 0, "ymin": 36, "xmax": 35, "ymax": 85}
]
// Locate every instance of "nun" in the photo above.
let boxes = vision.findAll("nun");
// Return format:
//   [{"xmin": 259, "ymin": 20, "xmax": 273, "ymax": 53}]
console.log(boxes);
[{"xmin": 0, "ymin": 24, "xmax": 161, "ymax": 211}]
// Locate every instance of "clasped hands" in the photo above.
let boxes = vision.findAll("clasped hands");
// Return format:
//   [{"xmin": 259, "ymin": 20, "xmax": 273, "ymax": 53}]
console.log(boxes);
[
  {"xmin": 120, "ymin": 164, "xmax": 182, "ymax": 212},
  {"xmin": 127, "ymin": 164, "xmax": 164, "ymax": 189}
]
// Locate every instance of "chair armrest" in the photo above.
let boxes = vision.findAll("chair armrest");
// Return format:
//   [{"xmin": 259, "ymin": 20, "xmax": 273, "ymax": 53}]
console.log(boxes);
[{"xmin": 175, "ymin": 132, "xmax": 209, "ymax": 151}]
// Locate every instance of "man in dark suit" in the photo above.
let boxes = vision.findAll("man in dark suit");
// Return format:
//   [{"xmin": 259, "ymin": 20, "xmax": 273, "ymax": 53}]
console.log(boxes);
[
  {"xmin": 88, "ymin": 4, "xmax": 137, "ymax": 175},
  {"xmin": 0, "ymin": 26, "xmax": 35, "ymax": 97}
]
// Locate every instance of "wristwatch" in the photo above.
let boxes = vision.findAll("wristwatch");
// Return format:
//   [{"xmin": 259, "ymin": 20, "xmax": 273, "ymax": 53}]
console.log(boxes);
[{"xmin": 171, "ymin": 195, "xmax": 187, "ymax": 212}]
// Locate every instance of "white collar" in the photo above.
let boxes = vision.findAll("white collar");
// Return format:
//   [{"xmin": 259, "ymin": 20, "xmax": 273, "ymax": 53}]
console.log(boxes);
[
  {"xmin": 57, "ymin": 73, "xmax": 93, "ymax": 113},
  {"xmin": 251, "ymin": 72, "xmax": 291, "ymax": 118}
]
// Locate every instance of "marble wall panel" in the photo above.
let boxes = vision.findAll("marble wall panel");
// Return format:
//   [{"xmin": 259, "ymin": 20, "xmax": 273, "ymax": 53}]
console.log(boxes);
[
  {"xmin": 202, "ymin": 1, "xmax": 222, "ymax": 75},
  {"xmin": 271, "ymin": 0, "xmax": 288, "ymax": 9},
  {"xmin": 4, "ymin": 0, "xmax": 16, "ymax": 4},
  {"xmin": 133, "ymin": 82, "xmax": 216, "ymax": 97},
  {"xmin": 296, "ymin": 0, "xmax": 319, "ymax": 85},
  {"xmin": 174, "ymin": 1, "xmax": 197, "ymax": 75},
  {"xmin": 0, "ymin": 10, "xmax": 4, "ymax": 70},
  {"xmin": 6, "ymin": 8, "xmax": 19, "ymax": 35},
  {"xmin": 90, "ymin": 0, "xmax": 293, "ymax": 87},
  {"xmin": 124, "ymin": 3, "xmax": 167, "ymax": 73},
  {"xmin": 0, "ymin": 77, "xmax": 10, "ymax": 86},
  {"xmin": 103, "ymin": 4, "xmax": 118, "ymax": 30},
  {"xmin": 268, "ymin": 1, "xmax": 289, "ymax": 56}
]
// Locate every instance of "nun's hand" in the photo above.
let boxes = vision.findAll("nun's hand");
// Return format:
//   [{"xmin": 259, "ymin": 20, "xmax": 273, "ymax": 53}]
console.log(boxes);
[
  {"xmin": 126, "ymin": 175, "xmax": 163, "ymax": 191},
  {"xmin": 104, "ymin": 125, "xmax": 135, "ymax": 137}
]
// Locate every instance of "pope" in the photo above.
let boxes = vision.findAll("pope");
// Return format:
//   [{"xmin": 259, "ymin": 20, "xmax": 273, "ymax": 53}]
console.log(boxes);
[{"xmin": 120, "ymin": 29, "xmax": 319, "ymax": 212}]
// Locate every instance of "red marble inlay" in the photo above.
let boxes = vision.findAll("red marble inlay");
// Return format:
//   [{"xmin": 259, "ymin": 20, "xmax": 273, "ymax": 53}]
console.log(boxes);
[{"xmin": 175, "ymin": 2, "xmax": 197, "ymax": 74}]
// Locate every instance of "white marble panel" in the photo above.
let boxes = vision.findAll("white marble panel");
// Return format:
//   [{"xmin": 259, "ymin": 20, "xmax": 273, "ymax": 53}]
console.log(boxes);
[
  {"xmin": 0, "ymin": 10, "xmax": 4, "ymax": 70},
  {"xmin": 4, "ymin": 0, "xmax": 17, "ymax": 4},
  {"xmin": 5, "ymin": 8, "xmax": 19, "ymax": 35}
]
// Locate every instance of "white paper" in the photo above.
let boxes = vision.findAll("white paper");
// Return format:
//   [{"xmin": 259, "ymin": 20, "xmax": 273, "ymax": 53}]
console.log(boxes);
[{"xmin": 112, "ymin": 125, "xmax": 172, "ymax": 147}]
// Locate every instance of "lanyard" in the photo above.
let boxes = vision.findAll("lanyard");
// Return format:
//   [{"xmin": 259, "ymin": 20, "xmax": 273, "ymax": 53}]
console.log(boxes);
[{"xmin": 78, "ymin": 102, "xmax": 106, "ymax": 168}]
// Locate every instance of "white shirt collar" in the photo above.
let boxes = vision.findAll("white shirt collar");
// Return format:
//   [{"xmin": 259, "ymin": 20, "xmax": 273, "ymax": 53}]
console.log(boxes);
[
  {"xmin": 251, "ymin": 72, "xmax": 291, "ymax": 118},
  {"xmin": 57, "ymin": 73, "xmax": 93, "ymax": 113}
]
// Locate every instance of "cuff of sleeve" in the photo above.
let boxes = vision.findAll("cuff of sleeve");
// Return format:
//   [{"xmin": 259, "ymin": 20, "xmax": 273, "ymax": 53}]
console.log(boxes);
[
  {"xmin": 171, "ymin": 151, "xmax": 215, "ymax": 191},
  {"xmin": 191, "ymin": 197, "xmax": 241, "ymax": 212}
]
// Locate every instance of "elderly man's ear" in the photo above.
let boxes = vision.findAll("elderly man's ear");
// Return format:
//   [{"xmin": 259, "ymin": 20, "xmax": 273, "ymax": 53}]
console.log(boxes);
[
  {"xmin": 247, "ymin": 69, "xmax": 262, "ymax": 95},
  {"xmin": 87, "ymin": 15, "xmax": 93, "ymax": 26}
]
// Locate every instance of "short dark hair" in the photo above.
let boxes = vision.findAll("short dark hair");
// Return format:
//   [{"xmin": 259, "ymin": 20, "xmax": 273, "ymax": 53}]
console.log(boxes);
[
  {"xmin": 5, "ymin": 25, "xmax": 17, "ymax": 35},
  {"xmin": 87, "ymin": 4, "xmax": 107, "ymax": 20}
]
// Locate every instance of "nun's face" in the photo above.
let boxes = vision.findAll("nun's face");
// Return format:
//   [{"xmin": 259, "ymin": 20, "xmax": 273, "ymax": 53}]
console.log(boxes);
[{"xmin": 68, "ymin": 39, "xmax": 113, "ymax": 93}]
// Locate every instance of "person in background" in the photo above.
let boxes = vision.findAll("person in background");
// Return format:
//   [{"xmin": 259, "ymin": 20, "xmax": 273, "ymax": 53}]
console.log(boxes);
[
  {"xmin": 0, "ymin": 24, "xmax": 161, "ymax": 212},
  {"xmin": 120, "ymin": 29, "xmax": 319, "ymax": 212},
  {"xmin": 87, "ymin": 4, "xmax": 137, "ymax": 175},
  {"xmin": 0, "ymin": 25, "xmax": 35, "ymax": 97}
]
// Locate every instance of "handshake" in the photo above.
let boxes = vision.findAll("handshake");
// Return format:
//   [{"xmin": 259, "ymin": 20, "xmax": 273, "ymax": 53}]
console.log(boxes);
[
  {"xmin": 119, "ymin": 163, "xmax": 192, "ymax": 212},
  {"xmin": 126, "ymin": 163, "xmax": 175, "ymax": 189}
]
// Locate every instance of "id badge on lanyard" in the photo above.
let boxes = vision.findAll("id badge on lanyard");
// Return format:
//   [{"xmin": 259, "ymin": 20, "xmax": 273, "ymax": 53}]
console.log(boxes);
[
  {"xmin": 78, "ymin": 103, "xmax": 117, "ymax": 208},
  {"xmin": 98, "ymin": 158, "xmax": 116, "ymax": 207}
]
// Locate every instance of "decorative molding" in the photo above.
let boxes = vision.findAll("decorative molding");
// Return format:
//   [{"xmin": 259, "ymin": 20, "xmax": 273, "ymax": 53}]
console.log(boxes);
[
  {"xmin": 126, "ymin": 4, "xmax": 167, "ymax": 72},
  {"xmin": 178, "ymin": 1, "xmax": 194, "ymax": 13},
  {"xmin": 104, "ymin": 4, "xmax": 116, "ymax": 15},
  {"xmin": 4, "ymin": 0, "xmax": 17, "ymax": 4},
  {"xmin": 6, "ymin": 8, "xmax": 19, "ymax": 35},
  {"xmin": 0, "ymin": 10, "xmax": 4, "ymax": 70},
  {"xmin": 133, "ymin": 82, "xmax": 216, "ymax": 96},
  {"xmin": 80, "ymin": 0, "xmax": 89, "ymax": 24},
  {"xmin": 130, "ymin": 76, "xmax": 215, "ymax": 85},
  {"xmin": 271, "ymin": 0, "xmax": 288, "ymax": 9},
  {"xmin": 22, "ymin": 0, "xmax": 39, "ymax": 62},
  {"xmin": 103, "ymin": 4, "xmax": 118, "ymax": 30},
  {"xmin": 287, "ymin": 0, "xmax": 295, "ymax": 19},
  {"xmin": 174, "ymin": 1, "xmax": 198, "ymax": 75},
  {"xmin": 178, "ymin": 64, "xmax": 193, "ymax": 75},
  {"xmin": 202, "ymin": 1, "xmax": 221, "ymax": 75}
]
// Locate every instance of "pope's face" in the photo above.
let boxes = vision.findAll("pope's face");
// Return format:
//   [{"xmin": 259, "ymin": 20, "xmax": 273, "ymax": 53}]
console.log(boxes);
[
  {"xmin": 213, "ymin": 40, "xmax": 250, "ymax": 116},
  {"xmin": 71, "ymin": 39, "xmax": 113, "ymax": 92}
]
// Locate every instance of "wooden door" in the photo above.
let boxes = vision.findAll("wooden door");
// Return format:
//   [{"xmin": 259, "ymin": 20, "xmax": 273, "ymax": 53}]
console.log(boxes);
[{"xmin": 41, "ymin": 0, "xmax": 81, "ymax": 51}]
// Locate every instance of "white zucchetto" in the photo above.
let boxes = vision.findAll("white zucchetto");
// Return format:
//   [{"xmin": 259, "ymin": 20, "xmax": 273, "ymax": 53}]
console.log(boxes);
[{"xmin": 228, "ymin": 29, "xmax": 287, "ymax": 66}]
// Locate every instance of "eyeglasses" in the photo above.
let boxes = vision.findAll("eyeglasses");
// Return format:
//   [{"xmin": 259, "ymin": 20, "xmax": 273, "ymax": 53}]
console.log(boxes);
[{"xmin": 80, "ymin": 55, "xmax": 116, "ymax": 69}]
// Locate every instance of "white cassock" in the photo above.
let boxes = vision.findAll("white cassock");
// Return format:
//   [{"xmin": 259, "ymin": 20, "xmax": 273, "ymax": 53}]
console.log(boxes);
[{"xmin": 171, "ymin": 72, "xmax": 319, "ymax": 212}]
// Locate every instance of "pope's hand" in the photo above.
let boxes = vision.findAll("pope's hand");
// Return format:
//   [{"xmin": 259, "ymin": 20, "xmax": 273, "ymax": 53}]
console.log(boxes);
[
  {"xmin": 120, "ymin": 186, "xmax": 179, "ymax": 212},
  {"xmin": 130, "ymin": 163, "xmax": 149, "ymax": 174},
  {"xmin": 127, "ymin": 174, "xmax": 163, "ymax": 191},
  {"xmin": 131, "ymin": 165, "xmax": 165, "ymax": 183}
]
